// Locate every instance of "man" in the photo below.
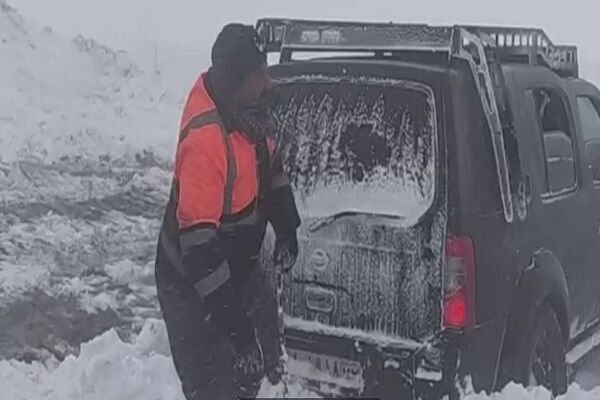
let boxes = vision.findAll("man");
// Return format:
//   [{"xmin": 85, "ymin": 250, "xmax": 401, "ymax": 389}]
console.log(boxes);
[{"xmin": 155, "ymin": 24, "xmax": 301, "ymax": 400}]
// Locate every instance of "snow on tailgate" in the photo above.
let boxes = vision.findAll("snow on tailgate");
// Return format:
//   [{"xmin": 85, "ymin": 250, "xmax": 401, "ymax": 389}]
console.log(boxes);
[{"xmin": 272, "ymin": 74, "xmax": 446, "ymax": 340}]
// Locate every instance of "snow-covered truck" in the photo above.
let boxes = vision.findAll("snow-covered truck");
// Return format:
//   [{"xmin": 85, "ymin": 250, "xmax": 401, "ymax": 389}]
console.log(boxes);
[{"xmin": 259, "ymin": 19, "xmax": 600, "ymax": 399}]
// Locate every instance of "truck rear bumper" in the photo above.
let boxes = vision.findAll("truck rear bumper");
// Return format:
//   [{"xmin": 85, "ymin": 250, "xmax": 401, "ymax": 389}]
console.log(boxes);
[
  {"xmin": 284, "ymin": 321, "xmax": 461, "ymax": 400},
  {"xmin": 284, "ymin": 315, "xmax": 504, "ymax": 399}
]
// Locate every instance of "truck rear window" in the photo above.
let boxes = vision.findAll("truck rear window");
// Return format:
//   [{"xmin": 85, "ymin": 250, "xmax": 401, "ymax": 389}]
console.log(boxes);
[{"xmin": 272, "ymin": 76, "xmax": 437, "ymax": 223}]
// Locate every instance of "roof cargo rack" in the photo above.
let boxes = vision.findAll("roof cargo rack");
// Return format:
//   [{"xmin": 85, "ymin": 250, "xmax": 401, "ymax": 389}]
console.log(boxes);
[
  {"xmin": 256, "ymin": 19, "xmax": 578, "ymax": 78},
  {"xmin": 463, "ymin": 26, "xmax": 578, "ymax": 78},
  {"xmin": 257, "ymin": 18, "xmax": 568, "ymax": 224}
]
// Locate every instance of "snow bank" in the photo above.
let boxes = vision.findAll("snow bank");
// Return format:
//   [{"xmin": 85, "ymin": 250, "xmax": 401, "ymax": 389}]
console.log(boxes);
[
  {"xmin": 0, "ymin": 318, "xmax": 320, "ymax": 400},
  {"xmin": 0, "ymin": 1, "xmax": 181, "ymax": 165},
  {"xmin": 0, "ymin": 319, "xmax": 183, "ymax": 400},
  {"xmin": 1, "ymin": 318, "xmax": 599, "ymax": 400}
]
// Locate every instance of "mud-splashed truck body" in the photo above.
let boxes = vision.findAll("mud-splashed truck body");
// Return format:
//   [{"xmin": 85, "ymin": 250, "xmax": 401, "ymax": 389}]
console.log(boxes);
[{"xmin": 258, "ymin": 20, "xmax": 600, "ymax": 399}]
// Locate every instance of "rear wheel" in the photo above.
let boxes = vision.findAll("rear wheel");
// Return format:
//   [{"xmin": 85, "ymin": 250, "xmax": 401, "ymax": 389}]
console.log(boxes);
[{"xmin": 514, "ymin": 305, "xmax": 567, "ymax": 396}]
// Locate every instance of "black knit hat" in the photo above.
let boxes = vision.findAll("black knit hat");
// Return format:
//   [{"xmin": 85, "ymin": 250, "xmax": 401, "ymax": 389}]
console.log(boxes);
[{"xmin": 210, "ymin": 23, "xmax": 267, "ymax": 92}]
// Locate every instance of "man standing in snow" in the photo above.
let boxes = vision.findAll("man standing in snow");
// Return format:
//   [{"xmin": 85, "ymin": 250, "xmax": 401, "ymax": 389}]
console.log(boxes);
[{"xmin": 154, "ymin": 24, "xmax": 301, "ymax": 400}]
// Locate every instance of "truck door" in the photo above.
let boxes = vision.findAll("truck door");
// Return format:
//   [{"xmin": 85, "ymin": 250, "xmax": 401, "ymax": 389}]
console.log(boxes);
[
  {"xmin": 522, "ymin": 83, "xmax": 597, "ymax": 337},
  {"xmin": 571, "ymin": 82, "xmax": 600, "ymax": 332}
]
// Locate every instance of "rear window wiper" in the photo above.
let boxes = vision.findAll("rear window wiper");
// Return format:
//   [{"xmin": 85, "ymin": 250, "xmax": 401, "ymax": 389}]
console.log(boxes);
[{"xmin": 308, "ymin": 211, "xmax": 404, "ymax": 232}]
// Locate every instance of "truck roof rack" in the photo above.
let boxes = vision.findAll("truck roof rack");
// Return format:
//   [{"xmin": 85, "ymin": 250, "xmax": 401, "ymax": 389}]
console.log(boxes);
[
  {"xmin": 257, "ymin": 18, "xmax": 556, "ymax": 224},
  {"xmin": 256, "ymin": 19, "xmax": 578, "ymax": 78}
]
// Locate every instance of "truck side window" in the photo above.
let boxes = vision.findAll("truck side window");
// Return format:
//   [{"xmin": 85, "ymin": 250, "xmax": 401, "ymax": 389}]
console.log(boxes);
[
  {"xmin": 576, "ymin": 96, "xmax": 600, "ymax": 182},
  {"xmin": 533, "ymin": 88, "xmax": 577, "ymax": 195}
]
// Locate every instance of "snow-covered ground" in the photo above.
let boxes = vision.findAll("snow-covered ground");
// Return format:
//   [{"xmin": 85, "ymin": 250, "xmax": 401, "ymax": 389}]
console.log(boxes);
[
  {"xmin": 0, "ymin": 318, "xmax": 599, "ymax": 400},
  {"xmin": 2, "ymin": 1, "xmax": 600, "ymax": 398}
]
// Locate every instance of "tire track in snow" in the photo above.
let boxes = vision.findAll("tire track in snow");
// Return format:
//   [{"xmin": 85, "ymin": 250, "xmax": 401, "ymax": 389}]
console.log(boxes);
[
  {"xmin": 0, "ymin": 188, "xmax": 167, "ymax": 222},
  {"xmin": 0, "ymin": 161, "xmax": 169, "ymax": 363}
]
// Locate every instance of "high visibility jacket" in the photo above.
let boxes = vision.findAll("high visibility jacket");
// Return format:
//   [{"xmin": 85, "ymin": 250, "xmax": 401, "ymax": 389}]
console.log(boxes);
[{"xmin": 156, "ymin": 73, "xmax": 299, "ymax": 297}]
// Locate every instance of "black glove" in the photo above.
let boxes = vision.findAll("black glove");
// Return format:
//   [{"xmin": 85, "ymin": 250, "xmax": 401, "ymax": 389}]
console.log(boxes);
[{"xmin": 274, "ymin": 231, "xmax": 298, "ymax": 273}]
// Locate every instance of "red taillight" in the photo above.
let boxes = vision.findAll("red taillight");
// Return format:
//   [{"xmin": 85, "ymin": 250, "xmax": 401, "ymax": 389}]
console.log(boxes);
[
  {"xmin": 443, "ymin": 236, "xmax": 476, "ymax": 330},
  {"xmin": 443, "ymin": 289, "xmax": 468, "ymax": 328}
]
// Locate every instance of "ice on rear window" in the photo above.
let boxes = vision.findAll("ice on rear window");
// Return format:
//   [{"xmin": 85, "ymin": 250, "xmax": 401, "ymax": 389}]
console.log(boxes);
[{"xmin": 273, "ymin": 76, "xmax": 437, "ymax": 223}]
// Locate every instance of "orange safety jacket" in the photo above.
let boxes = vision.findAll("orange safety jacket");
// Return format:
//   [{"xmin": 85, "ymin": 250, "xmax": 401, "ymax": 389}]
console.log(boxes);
[{"xmin": 157, "ymin": 73, "xmax": 298, "ymax": 297}]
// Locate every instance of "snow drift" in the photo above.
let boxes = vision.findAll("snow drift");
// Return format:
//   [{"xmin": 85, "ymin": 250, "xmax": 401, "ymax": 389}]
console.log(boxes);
[{"xmin": 0, "ymin": 319, "xmax": 182, "ymax": 400}]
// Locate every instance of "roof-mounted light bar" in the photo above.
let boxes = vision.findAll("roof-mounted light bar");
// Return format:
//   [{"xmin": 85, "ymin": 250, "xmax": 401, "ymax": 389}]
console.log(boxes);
[{"xmin": 256, "ymin": 18, "xmax": 579, "ymax": 77}]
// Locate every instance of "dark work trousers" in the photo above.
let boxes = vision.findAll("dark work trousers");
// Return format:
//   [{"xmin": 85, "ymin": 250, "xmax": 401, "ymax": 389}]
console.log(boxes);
[{"xmin": 155, "ymin": 248, "xmax": 281, "ymax": 400}]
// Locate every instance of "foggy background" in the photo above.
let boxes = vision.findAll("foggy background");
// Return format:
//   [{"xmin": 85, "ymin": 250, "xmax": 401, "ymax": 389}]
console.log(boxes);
[{"xmin": 14, "ymin": 0, "xmax": 600, "ymax": 82}]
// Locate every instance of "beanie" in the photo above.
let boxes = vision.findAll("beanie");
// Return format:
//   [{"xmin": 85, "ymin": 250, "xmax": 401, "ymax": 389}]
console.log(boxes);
[{"xmin": 210, "ymin": 23, "xmax": 267, "ymax": 92}]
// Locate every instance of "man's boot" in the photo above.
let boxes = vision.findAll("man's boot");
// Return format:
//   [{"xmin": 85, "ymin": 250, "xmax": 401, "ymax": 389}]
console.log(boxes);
[{"xmin": 233, "ymin": 329, "xmax": 265, "ymax": 398}]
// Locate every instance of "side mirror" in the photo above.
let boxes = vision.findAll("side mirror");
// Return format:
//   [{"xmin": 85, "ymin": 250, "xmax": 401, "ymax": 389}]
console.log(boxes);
[{"xmin": 543, "ymin": 130, "xmax": 575, "ymax": 193}]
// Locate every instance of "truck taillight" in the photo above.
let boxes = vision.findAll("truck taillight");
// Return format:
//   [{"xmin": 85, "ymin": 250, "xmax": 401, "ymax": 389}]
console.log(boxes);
[{"xmin": 443, "ymin": 236, "xmax": 476, "ymax": 330}]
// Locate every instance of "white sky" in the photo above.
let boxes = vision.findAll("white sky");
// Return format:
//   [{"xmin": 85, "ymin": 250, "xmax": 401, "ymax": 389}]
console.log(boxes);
[{"xmin": 12, "ymin": 0, "xmax": 600, "ymax": 63}]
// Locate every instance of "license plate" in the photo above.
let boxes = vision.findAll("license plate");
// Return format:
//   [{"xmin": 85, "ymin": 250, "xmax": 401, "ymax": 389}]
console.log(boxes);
[{"xmin": 287, "ymin": 348, "xmax": 363, "ymax": 390}]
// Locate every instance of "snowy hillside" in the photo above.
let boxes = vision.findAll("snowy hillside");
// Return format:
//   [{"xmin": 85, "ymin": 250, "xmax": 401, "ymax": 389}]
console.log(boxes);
[
  {"xmin": 0, "ymin": 0, "xmax": 175, "ymax": 379},
  {"xmin": 2, "ymin": 0, "xmax": 600, "ymax": 399},
  {"xmin": 0, "ymin": 1, "xmax": 181, "ymax": 164}
]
